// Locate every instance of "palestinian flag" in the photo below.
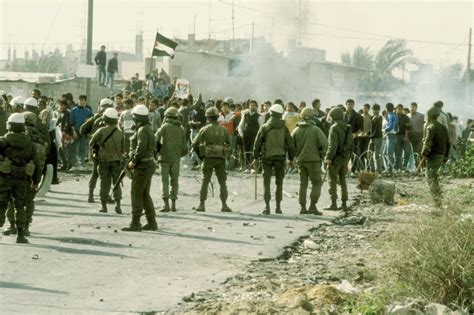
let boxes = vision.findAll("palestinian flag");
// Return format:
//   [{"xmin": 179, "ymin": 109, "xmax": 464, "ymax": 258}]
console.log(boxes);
[{"xmin": 152, "ymin": 32, "xmax": 178, "ymax": 58}]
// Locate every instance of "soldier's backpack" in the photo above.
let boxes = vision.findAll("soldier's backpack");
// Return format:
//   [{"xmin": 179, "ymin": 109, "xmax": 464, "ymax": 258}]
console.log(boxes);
[{"xmin": 26, "ymin": 126, "xmax": 47, "ymax": 170}]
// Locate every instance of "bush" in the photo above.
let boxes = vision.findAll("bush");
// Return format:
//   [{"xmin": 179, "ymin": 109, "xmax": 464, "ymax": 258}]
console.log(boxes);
[
  {"xmin": 445, "ymin": 145, "xmax": 474, "ymax": 178},
  {"xmin": 390, "ymin": 198, "xmax": 474, "ymax": 310}
]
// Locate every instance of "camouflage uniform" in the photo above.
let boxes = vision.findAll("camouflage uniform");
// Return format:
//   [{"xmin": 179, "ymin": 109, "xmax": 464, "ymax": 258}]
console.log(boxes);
[
  {"xmin": 421, "ymin": 107, "xmax": 450, "ymax": 207},
  {"xmin": 291, "ymin": 108, "xmax": 328, "ymax": 214},
  {"xmin": 155, "ymin": 109, "xmax": 188, "ymax": 212},
  {"xmin": 0, "ymin": 116, "xmax": 42, "ymax": 243},
  {"xmin": 192, "ymin": 107, "xmax": 232, "ymax": 212},
  {"xmin": 324, "ymin": 108, "xmax": 353, "ymax": 212}
]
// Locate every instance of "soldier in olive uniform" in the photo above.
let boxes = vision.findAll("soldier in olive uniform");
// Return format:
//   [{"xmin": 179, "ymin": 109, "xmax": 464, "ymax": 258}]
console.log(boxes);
[
  {"xmin": 192, "ymin": 107, "xmax": 232, "ymax": 213},
  {"xmin": 90, "ymin": 108, "xmax": 124, "ymax": 214},
  {"xmin": 20, "ymin": 97, "xmax": 50, "ymax": 236},
  {"xmin": 0, "ymin": 113, "xmax": 42, "ymax": 243},
  {"xmin": 155, "ymin": 107, "xmax": 188, "ymax": 212},
  {"xmin": 421, "ymin": 106, "xmax": 450, "ymax": 208},
  {"xmin": 291, "ymin": 108, "xmax": 328, "ymax": 215},
  {"xmin": 122, "ymin": 105, "xmax": 158, "ymax": 232},
  {"xmin": 253, "ymin": 104, "xmax": 296, "ymax": 215},
  {"xmin": 81, "ymin": 98, "xmax": 115, "ymax": 203},
  {"xmin": 324, "ymin": 107, "xmax": 353, "ymax": 213}
]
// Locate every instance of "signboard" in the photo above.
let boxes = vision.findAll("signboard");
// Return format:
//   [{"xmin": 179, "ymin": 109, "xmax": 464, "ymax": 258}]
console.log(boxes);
[
  {"xmin": 175, "ymin": 78, "xmax": 190, "ymax": 99},
  {"xmin": 76, "ymin": 64, "xmax": 97, "ymax": 78}
]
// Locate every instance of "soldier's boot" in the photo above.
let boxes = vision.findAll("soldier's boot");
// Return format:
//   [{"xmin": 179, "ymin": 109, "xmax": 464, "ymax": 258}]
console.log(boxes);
[
  {"xmin": 308, "ymin": 202, "xmax": 323, "ymax": 215},
  {"xmin": 323, "ymin": 201, "xmax": 339, "ymax": 211},
  {"xmin": 299, "ymin": 202, "xmax": 308, "ymax": 215},
  {"xmin": 16, "ymin": 227, "xmax": 29, "ymax": 244},
  {"xmin": 159, "ymin": 199, "xmax": 171, "ymax": 212},
  {"xmin": 195, "ymin": 200, "xmax": 206, "ymax": 212},
  {"xmin": 171, "ymin": 199, "xmax": 177, "ymax": 212},
  {"xmin": 23, "ymin": 224, "xmax": 30, "ymax": 236},
  {"xmin": 339, "ymin": 201, "xmax": 349, "ymax": 211},
  {"xmin": 88, "ymin": 189, "xmax": 95, "ymax": 203},
  {"xmin": 275, "ymin": 201, "xmax": 282, "ymax": 214},
  {"xmin": 3, "ymin": 222, "xmax": 17, "ymax": 235},
  {"xmin": 99, "ymin": 202, "xmax": 108, "ymax": 213},
  {"xmin": 221, "ymin": 200, "xmax": 232, "ymax": 213},
  {"xmin": 121, "ymin": 216, "xmax": 142, "ymax": 232},
  {"xmin": 107, "ymin": 196, "xmax": 115, "ymax": 204},
  {"xmin": 115, "ymin": 200, "xmax": 122, "ymax": 214},
  {"xmin": 142, "ymin": 216, "xmax": 158, "ymax": 231},
  {"xmin": 261, "ymin": 201, "xmax": 270, "ymax": 215}
]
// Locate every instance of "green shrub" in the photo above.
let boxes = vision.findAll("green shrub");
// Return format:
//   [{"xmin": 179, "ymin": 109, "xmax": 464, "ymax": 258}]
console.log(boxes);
[
  {"xmin": 390, "ymin": 200, "xmax": 474, "ymax": 310},
  {"xmin": 445, "ymin": 146, "xmax": 474, "ymax": 178}
]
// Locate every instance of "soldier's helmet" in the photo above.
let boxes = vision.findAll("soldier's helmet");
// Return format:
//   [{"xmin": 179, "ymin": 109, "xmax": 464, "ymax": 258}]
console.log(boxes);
[
  {"xmin": 103, "ymin": 108, "xmax": 119, "ymax": 120},
  {"xmin": 270, "ymin": 104, "xmax": 284, "ymax": 114},
  {"xmin": 329, "ymin": 107, "xmax": 344, "ymax": 121},
  {"xmin": 23, "ymin": 112, "xmax": 37, "ymax": 126},
  {"xmin": 427, "ymin": 106, "xmax": 440, "ymax": 118},
  {"xmin": 132, "ymin": 104, "xmax": 149, "ymax": 123},
  {"xmin": 100, "ymin": 98, "xmax": 114, "ymax": 108},
  {"xmin": 7, "ymin": 112, "xmax": 25, "ymax": 132},
  {"xmin": 10, "ymin": 96, "xmax": 25, "ymax": 108},
  {"xmin": 24, "ymin": 97, "xmax": 38, "ymax": 108},
  {"xmin": 132, "ymin": 104, "xmax": 149, "ymax": 116},
  {"xmin": 205, "ymin": 107, "xmax": 219, "ymax": 118},
  {"xmin": 300, "ymin": 108, "xmax": 314, "ymax": 120},
  {"xmin": 165, "ymin": 107, "xmax": 179, "ymax": 118}
]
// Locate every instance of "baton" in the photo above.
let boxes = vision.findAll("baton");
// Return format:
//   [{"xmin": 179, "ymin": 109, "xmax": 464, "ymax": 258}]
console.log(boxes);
[
  {"xmin": 254, "ymin": 160, "xmax": 258, "ymax": 201},
  {"xmin": 415, "ymin": 157, "xmax": 426, "ymax": 174}
]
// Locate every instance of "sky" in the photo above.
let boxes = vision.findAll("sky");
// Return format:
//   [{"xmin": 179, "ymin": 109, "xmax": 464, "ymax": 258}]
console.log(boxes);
[{"xmin": 0, "ymin": 0, "xmax": 473, "ymax": 71}]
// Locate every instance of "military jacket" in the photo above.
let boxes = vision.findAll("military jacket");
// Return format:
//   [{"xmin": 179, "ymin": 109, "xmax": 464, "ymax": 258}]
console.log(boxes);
[
  {"xmin": 90, "ymin": 125, "xmax": 124, "ymax": 162},
  {"xmin": 155, "ymin": 117, "xmax": 188, "ymax": 163},
  {"xmin": 422, "ymin": 121, "xmax": 450, "ymax": 159},
  {"xmin": 291, "ymin": 121, "xmax": 328, "ymax": 162},
  {"xmin": 129, "ymin": 123, "xmax": 155, "ymax": 164}
]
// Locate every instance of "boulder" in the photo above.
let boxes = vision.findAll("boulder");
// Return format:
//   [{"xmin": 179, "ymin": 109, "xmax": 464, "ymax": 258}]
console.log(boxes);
[{"xmin": 369, "ymin": 179, "xmax": 395, "ymax": 205}]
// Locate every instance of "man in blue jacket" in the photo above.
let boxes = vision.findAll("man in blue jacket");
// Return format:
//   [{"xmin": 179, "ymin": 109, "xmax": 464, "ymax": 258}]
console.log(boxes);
[
  {"xmin": 70, "ymin": 95, "xmax": 93, "ymax": 170},
  {"xmin": 383, "ymin": 103, "xmax": 398, "ymax": 175}
]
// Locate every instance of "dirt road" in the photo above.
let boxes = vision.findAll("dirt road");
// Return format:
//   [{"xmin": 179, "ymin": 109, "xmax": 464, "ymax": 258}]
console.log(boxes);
[{"xmin": 1, "ymin": 169, "xmax": 354, "ymax": 313}]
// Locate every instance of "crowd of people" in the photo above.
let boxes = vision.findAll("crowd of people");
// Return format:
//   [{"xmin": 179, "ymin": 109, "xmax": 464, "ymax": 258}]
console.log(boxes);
[{"xmin": 1, "ymin": 85, "xmax": 473, "ymax": 243}]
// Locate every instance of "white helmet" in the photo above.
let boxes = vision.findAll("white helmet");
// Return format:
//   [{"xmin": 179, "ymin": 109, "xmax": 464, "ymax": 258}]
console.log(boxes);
[
  {"xmin": 7, "ymin": 113, "xmax": 25, "ymax": 124},
  {"xmin": 270, "ymin": 104, "xmax": 284, "ymax": 114},
  {"xmin": 223, "ymin": 97, "xmax": 233, "ymax": 104},
  {"xmin": 24, "ymin": 97, "xmax": 38, "ymax": 107},
  {"xmin": 10, "ymin": 96, "xmax": 25, "ymax": 107},
  {"xmin": 100, "ymin": 98, "xmax": 114, "ymax": 107},
  {"xmin": 103, "ymin": 108, "xmax": 118, "ymax": 120},
  {"xmin": 132, "ymin": 104, "xmax": 149, "ymax": 116}
]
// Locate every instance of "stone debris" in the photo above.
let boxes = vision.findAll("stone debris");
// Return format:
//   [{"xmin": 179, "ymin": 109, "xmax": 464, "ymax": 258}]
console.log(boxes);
[{"xmin": 369, "ymin": 178, "xmax": 395, "ymax": 205}]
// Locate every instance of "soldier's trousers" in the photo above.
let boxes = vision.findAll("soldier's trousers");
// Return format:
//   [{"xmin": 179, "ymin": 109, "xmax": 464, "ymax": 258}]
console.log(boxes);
[
  {"xmin": 0, "ymin": 177, "xmax": 28, "ymax": 228},
  {"xmin": 199, "ymin": 158, "xmax": 228, "ymax": 202},
  {"xmin": 25, "ymin": 185, "xmax": 36, "ymax": 224},
  {"xmin": 98, "ymin": 160, "xmax": 122, "ymax": 204},
  {"xmin": 6, "ymin": 190, "xmax": 31, "ymax": 224},
  {"xmin": 89, "ymin": 159, "xmax": 99, "ymax": 191},
  {"xmin": 328, "ymin": 162, "xmax": 348, "ymax": 203},
  {"xmin": 160, "ymin": 161, "xmax": 180, "ymax": 200},
  {"xmin": 262, "ymin": 160, "xmax": 285, "ymax": 202},
  {"xmin": 298, "ymin": 161, "xmax": 322, "ymax": 206},
  {"xmin": 131, "ymin": 161, "xmax": 156, "ymax": 219},
  {"xmin": 426, "ymin": 154, "xmax": 444, "ymax": 205}
]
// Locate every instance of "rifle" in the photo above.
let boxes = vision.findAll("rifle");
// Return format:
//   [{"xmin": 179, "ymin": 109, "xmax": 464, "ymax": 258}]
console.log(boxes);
[{"xmin": 111, "ymin": 158, "xmax": 133, "ymax": 194}]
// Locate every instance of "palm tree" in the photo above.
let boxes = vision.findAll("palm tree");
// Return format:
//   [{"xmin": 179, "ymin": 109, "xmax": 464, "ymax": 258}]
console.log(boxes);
[{"xmin": 373, "ymin": 39, "xmax": 416, "ymax": 90}]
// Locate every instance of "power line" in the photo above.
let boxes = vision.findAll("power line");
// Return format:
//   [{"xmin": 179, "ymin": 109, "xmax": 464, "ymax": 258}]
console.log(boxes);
[{"xmin": 218, "ymin": 0, "xmax": 469, "ymax": 47}]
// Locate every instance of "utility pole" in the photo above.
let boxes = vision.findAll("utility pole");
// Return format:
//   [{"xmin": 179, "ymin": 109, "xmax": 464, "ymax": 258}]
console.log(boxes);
[
  {"xmin": 232, "ymin": 0, "xmax": 235, "ymax": 52},
  {"xmin": 250, "ymin": 22, "xmax": 255, "ymax": 54},
  {"xmin": 466, "ymin": 27, "xmax": 472, "ymax": 108},
  {"xmin": 85, "ymin": 0, "xmax": 93, "ymax": 103}
]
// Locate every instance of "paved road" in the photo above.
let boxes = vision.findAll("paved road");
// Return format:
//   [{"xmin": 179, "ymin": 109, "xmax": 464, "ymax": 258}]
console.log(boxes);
[{"xmin": 0, "ymin": 169, "xmax": 354, "ymax": 314}]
